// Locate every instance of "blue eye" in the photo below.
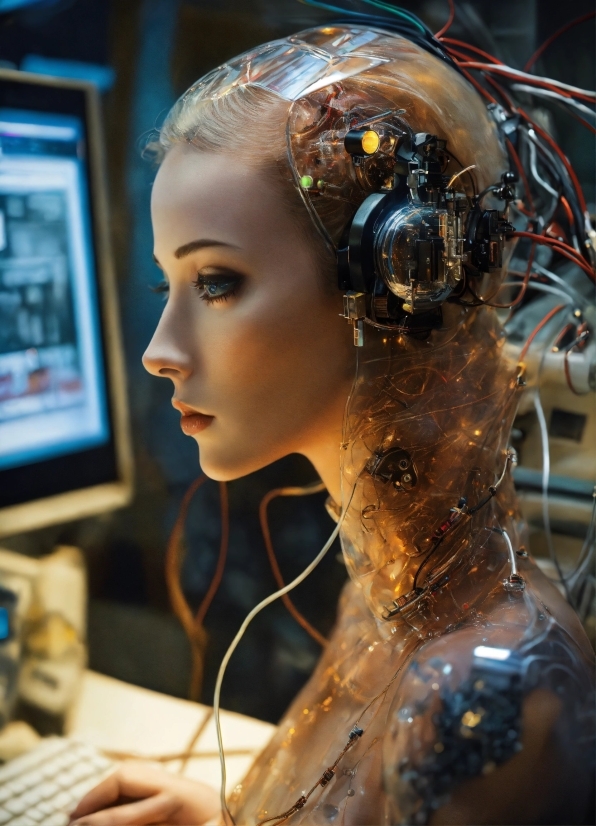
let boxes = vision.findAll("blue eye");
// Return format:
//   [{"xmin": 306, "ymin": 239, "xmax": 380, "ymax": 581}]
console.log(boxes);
[{"xmin": 194, "ymin": 271, "xmax": 242, "ymax": 304}]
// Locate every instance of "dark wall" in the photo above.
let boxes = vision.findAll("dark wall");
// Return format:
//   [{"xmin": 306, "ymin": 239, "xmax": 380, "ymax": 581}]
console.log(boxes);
[{"xmin": 1, "ymin": 0, "xmax": 593, "ymax": 723}]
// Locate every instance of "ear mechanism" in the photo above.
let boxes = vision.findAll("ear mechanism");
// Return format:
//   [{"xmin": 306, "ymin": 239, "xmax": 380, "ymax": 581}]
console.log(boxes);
[{"xmin": 337, "ymin": 119, "xmax": 515, "ymax": 345}]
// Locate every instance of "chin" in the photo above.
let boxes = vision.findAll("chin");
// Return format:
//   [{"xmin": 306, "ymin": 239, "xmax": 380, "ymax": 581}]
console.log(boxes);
[{"xmin": 196, "ymin": 442, "xmax": 269, "ymax": 482}]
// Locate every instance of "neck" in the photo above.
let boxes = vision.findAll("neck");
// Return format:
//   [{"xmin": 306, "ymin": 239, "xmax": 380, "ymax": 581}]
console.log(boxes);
[
  {"xmin": 338, "ymin": 306, "xmax": 523, "ymax": 623},
  {"xmin": 301, "ymin": 422, "xmax": 345, "ymax": 506}
]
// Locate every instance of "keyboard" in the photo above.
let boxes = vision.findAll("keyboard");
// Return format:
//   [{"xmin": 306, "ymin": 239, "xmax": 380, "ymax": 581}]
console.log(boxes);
[{"xmin": 0, "ymin": 737, "xmax": 114, "ymax": 826}]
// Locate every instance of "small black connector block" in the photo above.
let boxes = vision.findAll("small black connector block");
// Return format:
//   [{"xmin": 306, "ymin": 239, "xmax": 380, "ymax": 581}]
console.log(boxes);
[
  {"xmin": 367, "ymin": 447, "xmax": 418, "ymax": 490},
  {"xmin": 470, "ymin": 210, "xmax": 513, "ymax": 272}
]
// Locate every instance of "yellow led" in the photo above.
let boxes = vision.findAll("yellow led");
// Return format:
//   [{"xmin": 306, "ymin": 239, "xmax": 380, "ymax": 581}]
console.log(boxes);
[{"xmin": 361, "ymin": 130, "xmax": 380, "ymax": 154}]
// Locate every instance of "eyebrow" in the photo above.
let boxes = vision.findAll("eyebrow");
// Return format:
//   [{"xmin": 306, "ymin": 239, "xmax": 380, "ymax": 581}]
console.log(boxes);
[{"xmin": 153, "ymin": 239, "xmax": 239, "ymax": 267}]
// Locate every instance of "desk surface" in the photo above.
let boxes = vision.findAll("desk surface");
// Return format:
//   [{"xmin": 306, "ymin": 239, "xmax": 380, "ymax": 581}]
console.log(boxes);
[{"xmin": 67, "ymin": 670, "xmax": 276, "ymax": 792}]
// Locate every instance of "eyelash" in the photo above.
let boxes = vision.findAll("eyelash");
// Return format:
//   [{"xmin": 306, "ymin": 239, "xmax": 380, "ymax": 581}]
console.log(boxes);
[
  {"xmin": 192, "ymin": 273, "xmax": 241, "ymax": 304},
  {"xmin": 151, "ymin": 272, "xmax": 242, "ymax": 304}
]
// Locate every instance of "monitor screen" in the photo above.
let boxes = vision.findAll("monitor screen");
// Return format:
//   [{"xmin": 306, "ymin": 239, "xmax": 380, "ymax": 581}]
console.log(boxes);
[
  {"xmin": 0, "ymin": 109, "xmax": 109, "ymax": 470},
  {"xmin": 0, "ymin": 73, "xmax": 131, "ymax": 534}
]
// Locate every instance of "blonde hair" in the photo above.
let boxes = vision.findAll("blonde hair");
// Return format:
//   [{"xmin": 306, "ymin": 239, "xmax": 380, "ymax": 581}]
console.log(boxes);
[
  {"xmin": 154, "ymin": 54, "xmax": 506, "ymax": 282},
  {"xmin": 153, "ymin": 84, "xmax": 337, "ymax": 280}
]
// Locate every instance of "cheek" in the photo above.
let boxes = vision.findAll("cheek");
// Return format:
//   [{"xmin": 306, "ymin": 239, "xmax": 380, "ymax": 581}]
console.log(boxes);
[{"xmin": 194, "ymin": 288, "xmax": 353, "ymax": 465}]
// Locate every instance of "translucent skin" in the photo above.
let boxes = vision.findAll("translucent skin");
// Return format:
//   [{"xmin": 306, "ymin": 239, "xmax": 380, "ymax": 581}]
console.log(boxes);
[
  {"xmin": 74, "ymin": 26, "xmax": 595, "ymax": 826},
  {"xmin": 230, "ymin": 314, "xmax": 595, "ymax": 826}
]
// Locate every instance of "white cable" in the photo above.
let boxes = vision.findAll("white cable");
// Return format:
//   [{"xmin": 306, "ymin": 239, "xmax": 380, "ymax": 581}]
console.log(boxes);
[
  {"xmin": 501, "ymin": 528, "xmax": 518, "ymax": 578},
  {"xmin": 214, "ymin": 516, "xmax": 344, "ymax": 824},
  {"xmin": 459, "ymin": 63, "xmax": 596, "ymax": 99},
  {"xmin": 527, "ymin": 131, "xmax": 559, "ymax": 200},
  {"xmin": 532, "ymin": 263, "xmax": 589, "ymax": 308},
  {"xmin": 534, "ymin": 390, "xmax": 572, "ymax": 603},
  {"xmin": 501, "ymin": 280, "xmax": 574, "ymax": 303},
  {"xmin": 511, "ymin": 84, "xmax": 596, "ymax": 119}
]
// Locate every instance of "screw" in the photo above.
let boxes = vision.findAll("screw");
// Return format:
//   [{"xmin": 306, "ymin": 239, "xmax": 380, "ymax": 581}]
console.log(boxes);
[
  {"xmin": 398, "ymin": 458, "xmax": 410, "ymax": 470},
  {"xmin": 402, "ymin": 473, "xmax": 412, "ymax": 483}
]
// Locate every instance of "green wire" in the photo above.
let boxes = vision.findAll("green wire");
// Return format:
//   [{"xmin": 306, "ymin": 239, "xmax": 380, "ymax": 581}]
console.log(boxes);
[
  {"xmin": 358, "ymin": 0, "xmax": 427, "ymax": 34},
  {"xmin": 298, "ymin": 0, "xmax": 427, "ymax": 36}
]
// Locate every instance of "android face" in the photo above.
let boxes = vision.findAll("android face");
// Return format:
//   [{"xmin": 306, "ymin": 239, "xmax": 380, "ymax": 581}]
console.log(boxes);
[{"xmin": 143, "ymin": 145, "xmax": 354, "ymax": 495}]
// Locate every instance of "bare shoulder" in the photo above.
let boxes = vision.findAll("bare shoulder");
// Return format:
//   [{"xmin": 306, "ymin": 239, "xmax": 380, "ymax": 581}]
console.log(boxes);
[{"xmin": 382, "ymin": 610, "xmax": 595, "ymax": 825}]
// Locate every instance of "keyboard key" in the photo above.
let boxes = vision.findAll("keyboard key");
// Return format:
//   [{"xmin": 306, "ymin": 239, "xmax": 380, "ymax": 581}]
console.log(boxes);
[
  {"xmin": 33, "ymin": 799, "xmax": 59, "ymax": 816},
  {"xmin": 19, "ymin": 787, "xmax": 45, "ymax": 808},
  {"xmin": 41, "ymin": 762, "xmax": 61, "ymax": 779},
  {"xmin": 38, "ymin": 781, "xmax": 61, "ymax": 800},
  {"xmin": 56, "ymin": 769, "xmax": 79, "ymax": 789},
  {"xmin": 91, "ymin": 755, "xmax": 112, "ymax": 772},
  {"xmin": 69, "ymin": 762, "xmax": 95, "ymax": 782},
  {"xmin": 69, "ymin": 776, "xmax": 99, "ymax": 805},
  {"xmin": 45, "ymin": 814, "xmax": 69, "ymax": 826},
  {"xmin": 53, "ymin": 790, "xmax": 72, "ymax": 811},
  {"xmin": 0, "ymin": 809, "xmax": 11, "ymax": 825},
  {"xmin": 20, "ymin": 770, "xmax": 44, "ymax": 788},
  {"xmin": 4, "ymin": 779, "xmax": 29, "ymax": 796},
  {"xmin": 10, "ymin": 817, "xmax": 37, "ymax": 826},
  {"xmin": 25, "ymin": 809, "xmax": 46, "ymax": 823},
  {"xmin": 5, "ymin": 795, "xmax": 29, "ymax": 815}
]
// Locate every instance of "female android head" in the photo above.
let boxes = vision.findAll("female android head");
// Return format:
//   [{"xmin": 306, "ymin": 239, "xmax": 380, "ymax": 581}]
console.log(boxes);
[
  {"xmin": 145, "ymin": 26, "xmax": 517, "ymax": 619},
  {"xmin": 157, "ymin": 26, "xmax": 506, "ymax": 252}
]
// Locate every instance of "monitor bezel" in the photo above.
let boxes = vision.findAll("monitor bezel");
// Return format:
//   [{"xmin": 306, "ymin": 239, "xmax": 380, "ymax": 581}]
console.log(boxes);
[{"xmin": 0, "ymin": 69, "xmax": 133, "ymax": 537}]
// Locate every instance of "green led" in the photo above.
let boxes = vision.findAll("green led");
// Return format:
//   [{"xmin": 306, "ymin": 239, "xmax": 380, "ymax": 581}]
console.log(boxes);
[{"xmin": 300, "ymin": 175, "xmax": 314, "ymax": 189}]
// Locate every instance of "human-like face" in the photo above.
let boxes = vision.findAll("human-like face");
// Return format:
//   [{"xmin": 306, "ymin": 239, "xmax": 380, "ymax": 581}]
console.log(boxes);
[{"xmin": 143, "ymin": 145, "xmax": 355, "ymax": 487}]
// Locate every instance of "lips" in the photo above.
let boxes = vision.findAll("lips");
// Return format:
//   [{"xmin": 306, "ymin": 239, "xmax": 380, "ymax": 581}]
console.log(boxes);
[{"xmin": 172, "ymin": 399, "xmax": 214, "ymax": 436}]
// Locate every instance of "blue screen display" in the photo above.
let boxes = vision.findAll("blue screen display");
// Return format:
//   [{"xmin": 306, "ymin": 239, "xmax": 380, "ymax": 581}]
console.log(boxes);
[
  {"xmin": 0, "ymin": 606, "xmax": 9, "ymax": 641},
  {"xmin": 0, "ymin": 109, "xmax": 110, "ymax": 469}
]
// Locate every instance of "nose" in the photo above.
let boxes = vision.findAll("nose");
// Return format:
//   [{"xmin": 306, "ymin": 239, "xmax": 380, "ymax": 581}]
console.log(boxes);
[{"xmin": 142, "ymin": 317, "xmax": 193, "ymax": 381}]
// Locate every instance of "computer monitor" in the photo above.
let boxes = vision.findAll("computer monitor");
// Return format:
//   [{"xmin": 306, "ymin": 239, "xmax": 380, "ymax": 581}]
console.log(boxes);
[{"xmin": 0, "ymin": 69, "xmax": 132, "ymax": 537}]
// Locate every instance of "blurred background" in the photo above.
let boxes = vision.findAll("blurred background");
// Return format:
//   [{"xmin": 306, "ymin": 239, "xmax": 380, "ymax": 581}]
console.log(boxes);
[{"xmin": 0, "ymin": 0, "xmax": 593, "ymax": 726}]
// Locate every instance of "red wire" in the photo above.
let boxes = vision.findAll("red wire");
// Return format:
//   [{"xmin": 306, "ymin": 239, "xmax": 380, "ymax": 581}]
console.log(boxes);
[
  {"xmin": 528, "ymin": 115, "xmax": 589, "ymax": 214},
  {"xmin": 524, "ymin": 11, "xmax": 596, "ymax": 73},
  {"xmin": 434, "ymin": 0, "xmax": 455, "ymax": 39},
  {"xmin": 447, "ymin": 45, "xmax": 596, "ymax": 141},
  {"xmin": 164, "ymin": 475, "xmax": 230, "ymax": 701},
  {"xmin": 455, "ymin": 61, "xmax": 498, "ymax": 105},
  {"xmin": 480, "ymin": 242, "xmax": 536, "ymax": 310},
  {"xmin": 259, "ymin": 487, "xmax": 328, "ymax": 648},
  {"xmin": 484, "ymin": 73, "xmax": 515, "ymax": 109},
  {"xmin": 552, "ymin": 322, "xmax": 574, "ymax": 351},
  {"xmin": 511, "ymin": 231, "xmax": 595, "ymax": 279},
  {"xmin": 564, "ymin": 341, "xmax": 591, "ymax": 396},
  {"xmin": 519, "ymin": 304, "xmax": 566, "ymax": 363},
  {"xmin": 560, "ymin": 196, "xmax": 575, "ymax": 231},
  {"xmin": 441, "ymin": 37, "xmax": 504, "ymax": 65},
  {"xmin": 444, "ymin": 33, "xmax": 591, "ymax": 241},
  {"xmin": 517, "ymin": 108, "xmax": 588, "ymax": 215},
  {"xmin": 454, "ymin": 62, "xmax": 595, "ymax": 103},
  {"xmin": 195, "ymin": 482, "xmax": 229, "ymax": 626}
]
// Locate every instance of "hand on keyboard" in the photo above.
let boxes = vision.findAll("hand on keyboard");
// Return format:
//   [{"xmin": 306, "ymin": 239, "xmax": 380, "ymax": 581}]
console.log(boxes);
[
  {"xmin": 68, "ymin": 761, "xmax": 219, "ymax": 826},
  {"xmin": 0, "ymin": 738, "xmax": 115, "ymax": 826}
]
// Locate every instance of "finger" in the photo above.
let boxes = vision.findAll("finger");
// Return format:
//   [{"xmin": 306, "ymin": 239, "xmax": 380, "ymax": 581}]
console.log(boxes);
[
  {"xmin": 71, "ymin": 790, "xmax": 179, "ymax": 826},
  {"xmin": 69, "ymin": 773, "xmax": 123, "ymax": 820},
  {"xmin": 69, "ymin": 763, "xmax": 166, "ymax": 820}
]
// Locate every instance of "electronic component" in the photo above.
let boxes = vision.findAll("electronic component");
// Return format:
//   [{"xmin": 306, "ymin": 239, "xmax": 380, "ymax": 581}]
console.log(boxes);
[{"xmin": 339, "ymin": 131, "xmax": 514, "ymax": 328}]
